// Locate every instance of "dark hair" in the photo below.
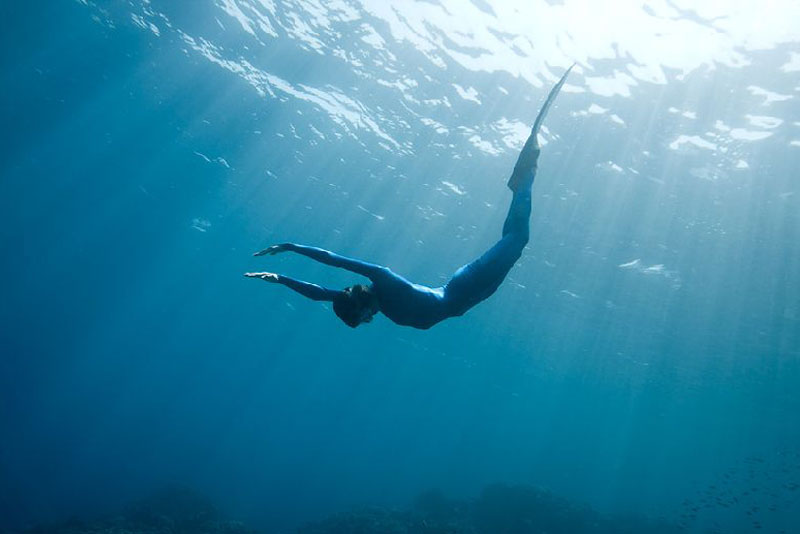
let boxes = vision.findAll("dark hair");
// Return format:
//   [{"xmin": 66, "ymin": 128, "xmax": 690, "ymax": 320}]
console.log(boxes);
[{"xmin": 333, "ymin": 284, "xmax": 372, "ymax": 328}]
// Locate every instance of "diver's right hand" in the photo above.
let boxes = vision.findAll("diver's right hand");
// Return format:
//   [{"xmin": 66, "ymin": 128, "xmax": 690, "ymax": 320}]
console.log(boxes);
[
  {"xmin": 253, "ymin": 244, "xmax": 290, "ymax": 256},
  {"xmin": 244, "ymin": 272, "xmax": 280, "ymax": 282}
]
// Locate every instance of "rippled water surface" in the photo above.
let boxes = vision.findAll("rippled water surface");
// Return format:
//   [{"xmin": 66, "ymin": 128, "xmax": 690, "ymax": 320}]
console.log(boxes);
[{"xmin": 2, "ymin": 1, "xmax": 800, "ymax": 533}]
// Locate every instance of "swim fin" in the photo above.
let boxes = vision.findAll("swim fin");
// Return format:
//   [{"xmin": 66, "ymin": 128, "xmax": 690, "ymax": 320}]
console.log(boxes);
[{"xmin": 508, "ymin": 63, "xmax": 574, "ymax": 192}]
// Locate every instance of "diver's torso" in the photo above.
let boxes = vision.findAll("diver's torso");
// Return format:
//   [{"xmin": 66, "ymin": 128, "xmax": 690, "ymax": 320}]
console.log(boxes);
[{"xmin": 374, "ymin": 272, "xmax": 449, "ymax": 329}]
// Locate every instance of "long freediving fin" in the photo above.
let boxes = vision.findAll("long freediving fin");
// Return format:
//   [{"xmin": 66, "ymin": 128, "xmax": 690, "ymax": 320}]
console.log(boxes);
[
  {"xmin": 508, "ymin": 63, "xmax": 574, "ymax": 192},
  {"xmin": 532, "ymin": 63, "xmax": 574, "ymax": 137}
]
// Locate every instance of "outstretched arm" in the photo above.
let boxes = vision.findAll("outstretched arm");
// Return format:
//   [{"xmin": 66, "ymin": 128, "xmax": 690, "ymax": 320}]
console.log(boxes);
[
  {"xmin": 244, "ymin": 272, "xmax": 340, "ymax": 302},
  {"xmin": 254, "ymin": 243, "xmax": 388, "ymax": 280}
]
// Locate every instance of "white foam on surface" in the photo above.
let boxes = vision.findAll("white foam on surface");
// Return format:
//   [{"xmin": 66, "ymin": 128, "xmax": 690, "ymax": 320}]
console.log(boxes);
[
  {"xmin": 597, "ymin": 161, "xmax": 624, "ymax": 173},
  {"xmin": 729, "ymin": 129, "xmax": 773, "ymax": 141},
  {"xmin": 114, "ymin": 0, "xmax": 800, "ymax": 163},
  {"xmin": 357, "ymin": 205, "xmax": 385, "ymax": 220},
  {"xmin": 361, "ymin": 0, "xmax": 800, "ymax": 91},
  {"xmin": 745, "ymin": 115, "xmax": 784, "ymax": 129},
  {"xmin": 584, "ymin": 71, "xmax": 638, "ymax": 98},
  {"xmin": 747, "ymin": 85, "xmax": 793, "ymax": 105},
  {"xmin": 619, "ymin": 259, "xmax": 641, "ymax": 269},
  {"xmin": 781, "ymin": 51, "xmax": 800, "ymax": 72},
  {"xmin": 421, "ymin": 118, "xmax": 449, "ymax": 135},
  {"xmin": 180, "ymin": 31, "xmax": 403, "ymax": 151},
  {"xmin": 360, "ymin": 22, "xmax": 386, "ymax": 49},
  {"xmin": 714, "ymin": 120, "xmax": 731, "ymax": 132},
  {"xmin": 440, "ymin": 181, "xmax": 467, "ymax": 196},
  {"xmin": 669, "ymin": 135, "xmax": 717, "ymax": 151},
  {"xmin": 119, "ymin": 0, "xmax": 800, "ymax": 111},
  {"xmin": 619, "ymin": 258, "xmax": 681, "ymax": 288},
  {"xmin": 452, "ymin": 84, "xmax": 482, "ymax": 104},
  {"xmin": 467, "ymin": 135, "xmax": 501, "ymax": 156},
  {"xmin": 491, "ymin": 118, "xmax": 530, "ymax": 150},
  {"xmin": 669, "ymin": 108, "xmax": 697, "ymax": 119},
  {"xmin": 191, "ymin": 218, "xmax": 211, "ymax": 232}
]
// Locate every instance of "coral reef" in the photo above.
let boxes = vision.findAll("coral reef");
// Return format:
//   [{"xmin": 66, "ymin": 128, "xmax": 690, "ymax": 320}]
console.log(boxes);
[
  {"xmin": 15, "ymin": 486, "xmax": 254, "ymax": 534},
  {"xmin": 9, "ymin": 483, "xmax": 683, "ymax": 534},
  {"xmin": 298, "ymin": 484, "xmax": 682, "ymax": 534}
]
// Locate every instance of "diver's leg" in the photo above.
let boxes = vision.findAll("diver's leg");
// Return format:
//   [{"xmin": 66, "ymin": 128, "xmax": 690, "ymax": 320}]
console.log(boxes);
[
  {"xmin": 444, "ymin": 233, "xmax": 526, "ymax": 313},
  {"xmin": 502, "ymin": 188, "xmax": 532, "ymax": 240},
  {"xmin": 444, "ymin": 146, "xmax": 536, "ymax": 312},
  {"xmin": 503, "ymin": 138, "xmax": 536, "ymax": 238},
  {"xmin": 444, "ymin": 209, "xmax": 530, "ymax": 311}
]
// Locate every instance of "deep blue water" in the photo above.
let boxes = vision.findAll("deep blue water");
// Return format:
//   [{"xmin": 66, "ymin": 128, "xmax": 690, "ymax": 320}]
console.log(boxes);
[{"xmin": 2, "ymin": 1, "xmax": 799, "ymax": 533}]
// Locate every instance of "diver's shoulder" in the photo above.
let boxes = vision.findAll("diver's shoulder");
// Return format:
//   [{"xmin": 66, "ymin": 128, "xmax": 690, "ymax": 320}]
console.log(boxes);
[
  {"xmin": 372, "ymin": 268, "xmax": 417, "ymax": 292},
  {"xmin": 375, "ymin": 266, "xmax": 404, "ymax": 281}
]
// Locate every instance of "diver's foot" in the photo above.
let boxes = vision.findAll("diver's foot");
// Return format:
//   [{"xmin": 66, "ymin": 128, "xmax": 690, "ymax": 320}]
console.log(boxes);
[{"xmin": 508, "ymin": 136, "xmax": 540, "ymax": 192}]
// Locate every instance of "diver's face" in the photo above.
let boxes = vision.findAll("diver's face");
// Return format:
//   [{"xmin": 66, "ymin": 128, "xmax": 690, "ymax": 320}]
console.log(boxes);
[{"xmin": 359, "ymin": 307, "xmax": 377, "ymax": 324}]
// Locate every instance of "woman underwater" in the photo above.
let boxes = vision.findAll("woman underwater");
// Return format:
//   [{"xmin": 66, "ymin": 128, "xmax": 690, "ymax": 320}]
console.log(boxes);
[{"xmin": 245, "ymin": 66, "xmax": 573, "ymax": 329}]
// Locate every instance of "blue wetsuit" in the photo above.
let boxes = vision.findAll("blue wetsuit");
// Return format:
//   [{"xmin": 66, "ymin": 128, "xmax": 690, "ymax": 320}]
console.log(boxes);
[
  {"xmin": 258, "ymin": 64, "xmax": 572, "ymax": 329},
  {"xmin": 272, "ymin": 177, "xmax": 532, "ymax": 330}
]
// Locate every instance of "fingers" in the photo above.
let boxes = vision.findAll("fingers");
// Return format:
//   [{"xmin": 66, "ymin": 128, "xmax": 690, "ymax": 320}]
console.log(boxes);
[
  {"xmin": 245, "ymin": 271, "xmax": 280, "ymax": 282},
  {"xmin": 253, "ymin": 244, "xmax": 285, "ymax": 256}
]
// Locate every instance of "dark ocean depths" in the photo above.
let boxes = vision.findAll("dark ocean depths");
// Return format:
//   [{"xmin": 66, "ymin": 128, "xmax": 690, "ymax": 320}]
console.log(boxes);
[{"xmin": 2, "ymin": 1, "xmax": 799, "ymax": 533}]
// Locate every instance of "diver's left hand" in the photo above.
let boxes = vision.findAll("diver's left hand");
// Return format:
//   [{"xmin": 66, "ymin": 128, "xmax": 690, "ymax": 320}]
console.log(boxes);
[
  {"xmin": 253, "ymin": 244, "xmax": 290, "ymax": 256},
  {"xmin": 244, "ymin": 272, "xmax": 280, "ymax": 282}
]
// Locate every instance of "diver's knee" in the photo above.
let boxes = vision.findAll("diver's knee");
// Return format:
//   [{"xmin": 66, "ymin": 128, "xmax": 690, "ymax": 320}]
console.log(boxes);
[
  {"xmin": 509, "ymin": 231, "xmax": 529, "ymax": 251},
  {"xmin": 519, "ymin": 231, "xmax": 530, "ymax": 249},
  {"xmin": 514, "ymin": 226, "xmax": 531, "ymax": 250}
]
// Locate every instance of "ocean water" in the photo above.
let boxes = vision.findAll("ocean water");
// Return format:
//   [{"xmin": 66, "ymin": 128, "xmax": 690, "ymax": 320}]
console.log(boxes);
[{"xmin": 1, "ymin": 1, "xmax": 799, "ymax": 533}]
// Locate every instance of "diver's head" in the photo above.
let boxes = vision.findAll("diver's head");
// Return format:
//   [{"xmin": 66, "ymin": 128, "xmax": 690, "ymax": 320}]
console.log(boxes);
[{"xmin": 333, "ymin": 284, "xmax": 378, "ymax": 328}]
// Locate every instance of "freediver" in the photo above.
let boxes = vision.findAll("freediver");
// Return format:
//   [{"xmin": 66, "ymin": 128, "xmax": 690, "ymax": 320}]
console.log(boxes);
[{"xmin": 245, "ymin": 65, "xmax": 574, "ymax": 329}]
